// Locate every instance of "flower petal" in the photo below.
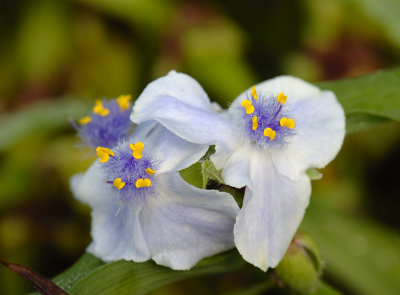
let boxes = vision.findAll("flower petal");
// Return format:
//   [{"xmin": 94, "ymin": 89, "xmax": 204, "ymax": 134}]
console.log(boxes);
[
  {"xmin": 219, "ymin": 142, "xmax": 253, "ymax": 189},
  {"xmin": 131, "ymin": 71, "xmax": 234, "ymax": 150},
  {"xmin": 141, "ymin": 173, "xmax": 240, "ymax": 270},
  {"xmin": 70, "ymin": 163, "xmax": 150, "ymax": 262},
  {"xmin": 270, "ymin": 90, "xmax": 345, "ymax": 180},
  {"xmin": 233, "ymin": 150, "xmax": 311, "ymax": 271},
  {"xmin": 132, "ymin": 122, "xmax": 209, "ymax": 174}
]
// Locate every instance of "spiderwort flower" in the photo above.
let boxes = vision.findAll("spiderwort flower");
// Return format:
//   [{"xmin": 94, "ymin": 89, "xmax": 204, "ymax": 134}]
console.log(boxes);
[
  {"xmin": 71, "ymin": 121, "xmax": 240, "ymax": 270},
  {"xmin": 71, "ymin": 95, "xmax": 133, "ymax": 149},
  {"xmin": 131, "ymin": 71, "xmax": 345, "ymax": 271}
]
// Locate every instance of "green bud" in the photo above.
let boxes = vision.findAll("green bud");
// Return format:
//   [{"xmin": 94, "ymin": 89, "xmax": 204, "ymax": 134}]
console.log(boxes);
[{"xmin": 274, "ymin": 231, "xmax": 323, "ymax": 294}]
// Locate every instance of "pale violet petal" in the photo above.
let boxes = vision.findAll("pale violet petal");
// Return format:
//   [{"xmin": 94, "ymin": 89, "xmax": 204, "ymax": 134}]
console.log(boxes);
[
  {"xmin": 230, "ymin": 76, "xmax": 321, "ymax": 110},
  {"xmin": 219, "ymin": 142, "xmax": 253, "ymax": 189},
  {"xmin": 131, "ymin": 72, "xmax": 235, "ymax": 151},
  {"xmin": 234, "ymin": 150, "xmax": 311, "ymax": 271},
  {"xmin": 131, "ymin": 123, "xmax": 209, "ymax": 174},
  {"xmin": 133, "ymin": 70, "xmax": 214, "ymax": 113},
  {"xmin": 270, "ymin": 90, "xmax": 345, "ymax": 180},
  {"xmin": 141, "ymin": 173, "xmax": 239, "ymax": 270},
  {"xmin": 71, "ymin": 163, "xmax": 150, "ymax": 262}
]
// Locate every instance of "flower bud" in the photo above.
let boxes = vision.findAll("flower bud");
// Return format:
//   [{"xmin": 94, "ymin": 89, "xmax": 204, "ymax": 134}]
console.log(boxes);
[{"xmin": 274, "ymin": 231, "xmax": 323, "ymax": 293}]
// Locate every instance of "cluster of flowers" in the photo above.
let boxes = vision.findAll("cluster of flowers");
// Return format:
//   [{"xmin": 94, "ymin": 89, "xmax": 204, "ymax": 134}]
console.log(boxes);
[{"xmin": 71, "ymin": 71, "xmax": 345, "ymax": 271}]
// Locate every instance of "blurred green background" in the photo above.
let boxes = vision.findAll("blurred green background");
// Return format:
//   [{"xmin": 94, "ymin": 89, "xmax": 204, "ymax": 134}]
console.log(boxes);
[{"xmin": 0, "ymin": 0, "xmax": 399, "ymax": 294}]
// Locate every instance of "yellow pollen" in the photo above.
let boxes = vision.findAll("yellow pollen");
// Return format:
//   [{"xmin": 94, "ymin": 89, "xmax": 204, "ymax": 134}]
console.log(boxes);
[
  {"xmin": 136, "ymin": 178, "xmax": 152, "ymax": 188},
  {"xmin": 280, "ymin": 117, "xmax": 295, "ymax": 129},
  {"xmin": 116, "ymin": 94, "xmax": 131, "ymax": 111},
  {"xmin": 251, "ymin": 86, "xmax": 258, "ymax": 100},
  {"xmin": 79, "ymin": 116, "xmax": 91, "ymax": 125},
  {"xmin": 252, "ymin": 116, "xmax": 258, "ymax": 130},
  {"xmin": 263, "ymin": 128, "xmax": 276, "ymax": 141},
  {"xmin": 241, "ymin": 99, "xmax": 255, "ymax": 114},
  {"xmin": 93, "ymin": 100, "xmax": 110, "ymax": 116},
  {"xmin": 96, "ymin": 147, "xmax": 115, "ymax": 163},
  {"xmin": 129, "ymin": 142, "xmax": 144, "ymax": 159},
  {"xmin": 113, "ymin": 178, "xmax": 126, "ymax": 190},
  {"xmin": 145, "ymin": 167, "xmax": 156, "ymax": 175},
  {"xmin": 277, "ymin": 92, "xmax": 287, "ymax": 105}
]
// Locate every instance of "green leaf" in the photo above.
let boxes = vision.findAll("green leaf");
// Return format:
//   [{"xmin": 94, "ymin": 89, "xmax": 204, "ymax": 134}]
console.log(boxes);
[
  {"xmin": 0, "ymin": 98, "xmax": 88, "ymax": 152},
  {"xmin": 316, "ymin": 68, "xmax": 400, "ymax": 133},
  {"xmin": 69, "ymin": 250, "xmax": 243, "ymax": 295},
  {"xmin": 52, "ymin": 253, "xmax": 104, "ymax": 292},
  {"xmin": 301, "ymin": 199, "xmax": 400, "ymax": 295}
]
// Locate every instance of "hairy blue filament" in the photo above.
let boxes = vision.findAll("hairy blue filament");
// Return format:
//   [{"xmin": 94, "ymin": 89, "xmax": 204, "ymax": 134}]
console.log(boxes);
[
  {"xmin": 236, "ymin": 93, "xmax": 295, "ymax": 149},
  {"xmin": 101, "ymin": 142, "xmax": 158, "ymax": 204},
  {"xmin": 77, "ymin": 99, "xmax": 133, "ymax": 149}
]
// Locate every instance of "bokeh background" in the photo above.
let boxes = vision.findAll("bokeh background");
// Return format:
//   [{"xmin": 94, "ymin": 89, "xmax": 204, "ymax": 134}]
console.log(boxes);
[{"xmin": 0, "ymin": 0, "xmax": 400, "ymax": 294}]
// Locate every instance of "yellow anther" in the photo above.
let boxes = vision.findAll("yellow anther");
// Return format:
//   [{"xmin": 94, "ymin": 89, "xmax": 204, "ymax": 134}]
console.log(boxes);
[
  {"xmin": 241, "ymin": 99, "xmax": 255, "ymax": 114},
  {"xmin": 135, "ymin": 178, "xmax": 152, "ymax": 188},
  {"xmin": 251, "ymin": 86, "xmax": 258, "ymax": 100},
  {"xmin": 113, "ymin": 178, "xmax": 126, "ymax": 190},
  {"xmin": 280, "ymin": 117, "xmax": 295, "ymax": 129},
  {"xmin": 79, "ymin": 116, "xmax": 91, "ymax": 125},
  {"xmin": 263, "ymin": 128, "xmax": 276, "ymax": 141},
  {"xmin": 277, "ymin": 92, "xmax": 287, "ymax": 105},
  {"xmin": 96, "ymin": 147, "xmax": 115, "ymax": 163},
  {"xmin": 129, "ymin": 142, "xmax": 144, "ymax": 159},
  {"xmin": 116, "ymin": 94, "xmax": 131, "ymax": 111},
  {"xmin": 252, "ymin": 116, "xmax": 258, "ymax": 130},
  {"xmin": 145, "ymin": 167, "xmax": 156, "ymax": 175},
  {"xmin": 93, "ymin": 100, "xmax": 110, "ymax": 116}
]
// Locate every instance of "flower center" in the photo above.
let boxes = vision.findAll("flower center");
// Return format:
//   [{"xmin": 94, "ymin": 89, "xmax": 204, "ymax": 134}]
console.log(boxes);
[
  {"xmin": 96, "ymin": 141, "xmax": 157, "ymax": 204},
  {"xmin": 72, "ymin": 95, "xmax": 133, "ymax": 149},
  {"xmin": 236, "ymin": 86, "xmax": 295, "ymax": 149}
]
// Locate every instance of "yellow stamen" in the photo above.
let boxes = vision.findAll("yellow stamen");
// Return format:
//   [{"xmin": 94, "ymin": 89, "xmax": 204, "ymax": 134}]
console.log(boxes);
[
  {"xmin": 79, "ymin": 116, "xmax": 91, "ymax": 125},
  {"xmin": 129, "ymin": 142, "xmax": 144, "ymax": 159},
  {"xmin": 135, "ymin": 178, "xmax": 152, "ymax": 188},
  {"xmin": 263, "ymin": 128, "xmax": 276, "ymax": 141},
  {"xmin": 113, "ymin": 178, "xmax": 126, "ymax": 190},
  {"xmin": 251, "ymin": 86, "xmax": 258, "ymax": 100},
  {"xmin": 96, "ymin": 147, "xmax": 115, "ymax": 163},
  {"xmin": 280, "ymin": 117, "xmax": 295, "ymax": 129},
  {"xmin": 252, "ymin": 116, "xmax": 258, "ymax": 130},
  {"xmin": 277, "ymin": 92, "xmax": 287, "ymax": 105},
  {"xmin": 241, "ymin": 99, "xmax": 255, "ymax": 114},
  {"xmin": 116, "ymin": 94, "xmax": 131, "ymax": 111},
  {"xmin": 145, "ymin": 167, "xmax": 156, "ymax": 175},
  {"xmin": 93, "ymin": 100, "xmax": 110, "ymax": 116}
]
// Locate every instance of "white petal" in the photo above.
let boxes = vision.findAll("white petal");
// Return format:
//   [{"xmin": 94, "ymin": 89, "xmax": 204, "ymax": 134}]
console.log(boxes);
[
  {"xmin": 140, "ymin": 173, "xmax": 239, "ymax": 270},
  {"xmin": 132, "ymin": 122, "xmax": 209, "ymax": 174},
  {"xmin": 234, "ymin": 150, "xmax": 311, "ymax": 271},
  {"xmin": 70, "ymin": 163, "xmax": 150, "ymax": 262},
  {"xmin": 270, "ymin": 90, "xmax": 345, "ymax": 180},
  {"xmin": 230, "ymin": 75, "xmax": 321, "ymax": 110},
  {"xmin": 219, "ymin": 142, "xmax": 253, "ymax": 189},
  {"xmin": 131, "ymin": 71, "xmax": 235, "ymax": 151}
]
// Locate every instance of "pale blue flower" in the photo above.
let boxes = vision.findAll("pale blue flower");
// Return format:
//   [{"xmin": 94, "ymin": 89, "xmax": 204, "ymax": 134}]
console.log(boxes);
[
  {"xmin": 71, "ymin": 120, "xmax": 240, "ymax": 270},
  {"xmin": 131, "ymin": 71, "xmax": 345, "ymax": 271}
]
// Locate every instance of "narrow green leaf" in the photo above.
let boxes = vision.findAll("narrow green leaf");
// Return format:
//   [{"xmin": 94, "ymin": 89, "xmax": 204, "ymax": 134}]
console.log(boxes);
[
  {"xmin": 0, "ymin": 98, "xmax": 88, "ymax": 151},
  {"xmin": 316, "ymin": 68, "xmax": 400, "ymax": 133},
  {"xmin": 52, "ymin": 253, "xmax": 104, "ymax": 292},
  {"xmin": 69, "ymin": 250, "xmax": 244, "ymax": 295},
  {"xmin": 302, "ymin": 199, "xmax": 400, "ymax": 295}
]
